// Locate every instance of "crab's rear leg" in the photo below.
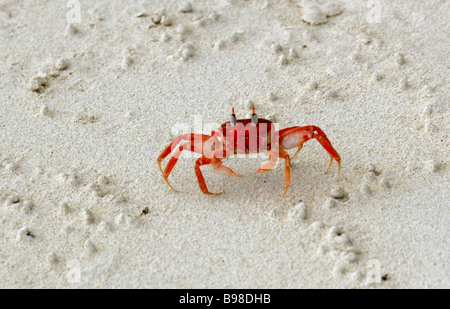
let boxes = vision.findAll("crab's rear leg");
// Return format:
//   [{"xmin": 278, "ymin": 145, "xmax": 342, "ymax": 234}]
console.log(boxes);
[
  {"xmin": 158, "ymin": 134, "xmax": 211, "ymax": 191},
  {"xmin": 160, "ymin": 141, "xmax": 201, "ymax": 191},
  {"xmin": 157, "ymin": 133, "xmax": 211, "ymax": 175}
]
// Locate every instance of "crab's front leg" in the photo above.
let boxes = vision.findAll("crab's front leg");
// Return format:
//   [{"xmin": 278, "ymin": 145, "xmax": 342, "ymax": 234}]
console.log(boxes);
[
  {"xmin": 279, "ymin": 126, "xmax": 341, "ymax": 174},
  {"xmin": 254, "ymin": 148, "xmax": 291, "ymax": 198},
  {"xmin": 280, "ymin": 150, "xmax": 292, "ymax": 198},
  {"xmin": 195, "ymin": 157, "xmax": 223, "ymax": 195},
  {"xmin": 211, "ymin": 157, "xmax": 243, "ymax": 177},
  {"xmin": 257, "ymin": 126, "xmax": 341, "ymax": 198},
  {"xmin": 195, "ymin": 156, "xmax": 243, "ymax": 195},
  {"xmin": 254, "ymin": 150, "xmax": 279, "ymax": 174}
]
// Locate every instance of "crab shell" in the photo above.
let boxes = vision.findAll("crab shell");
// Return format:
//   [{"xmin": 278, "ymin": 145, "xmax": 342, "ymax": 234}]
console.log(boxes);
[{"xmin": 211, "ymin": 118, "xmax": 276, "ymax": 155}]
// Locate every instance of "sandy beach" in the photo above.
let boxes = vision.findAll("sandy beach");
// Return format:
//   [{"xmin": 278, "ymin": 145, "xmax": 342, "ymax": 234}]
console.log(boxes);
[{"xmin": 0, "ymin": 0, "xmax": 448, "ymax": 288}]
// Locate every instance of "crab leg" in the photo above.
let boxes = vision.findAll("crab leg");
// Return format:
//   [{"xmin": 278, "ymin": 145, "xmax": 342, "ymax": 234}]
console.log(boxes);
[
  {"xmin": 195, "ymin": 157, "xmax": 222, "ymax": 195},
  {"xmin": 253, "ymin": 149, "xmax": 291, "ymax": 198},
  {"xmin": 280, "ymin": 149, "xmax": 291, "ymax": 199},
  {"xmin": 291, "ymin": 144, "xmax": 303, "ymax": 160},
  {"xmin": 279, "ymin": 126, "xmax": 341, "ymax": 175},
  {"xmin": 158, "ymin": 134, "xmax": 210, "ymax": 191},
  {"xmin": 157, "ymin": 133, "xmax": 211, "ymax": 174},
  {"xmin": 160, "ymin": 142, "xmax": 195, "ymax": 191},
  {"xmin": 312, "ymin": 126, "xmax": 341, "ymax": 174},
  {"xmin": 254, "ymin": 151, "xmax": 278, "ymax": 174},
  {"xmin": 196, "ymin": 156, "xmax": 242, "ymax": 195},
  {"xmin": 211, "ymin": 157, "xmax": 242, "ymax": 177}
]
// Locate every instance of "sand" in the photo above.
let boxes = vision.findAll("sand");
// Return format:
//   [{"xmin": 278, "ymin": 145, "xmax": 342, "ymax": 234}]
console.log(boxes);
[{"xmin": 0, "ymin": 0, "xmax": 448, "ymax": 288}]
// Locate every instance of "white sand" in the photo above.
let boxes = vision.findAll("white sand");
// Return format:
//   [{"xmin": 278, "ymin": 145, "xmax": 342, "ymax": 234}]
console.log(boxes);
[{"xmin": 0, "ymin": 0, "xmax": 448, "ymax": 288}]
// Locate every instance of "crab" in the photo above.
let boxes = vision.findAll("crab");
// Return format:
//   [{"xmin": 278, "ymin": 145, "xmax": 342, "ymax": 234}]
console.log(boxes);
[{"xmin": 157, "ymin": 108, "xmax": 341, "ymax": 198}]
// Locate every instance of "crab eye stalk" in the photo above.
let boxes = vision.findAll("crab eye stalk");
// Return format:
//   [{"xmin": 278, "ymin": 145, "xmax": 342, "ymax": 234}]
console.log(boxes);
[
  {"xmin": 251, "ymin": 107, "xmax": 258, "ymax": 125},
  {"xmin": 230, "ymin": 107, "xmax": 237, "ymax": 126}
]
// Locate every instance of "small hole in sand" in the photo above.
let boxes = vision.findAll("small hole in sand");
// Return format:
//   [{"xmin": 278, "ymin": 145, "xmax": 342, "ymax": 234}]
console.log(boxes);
[{"xmin": 140, "ymin": 207, "xmax": 149, "ymax": 216}]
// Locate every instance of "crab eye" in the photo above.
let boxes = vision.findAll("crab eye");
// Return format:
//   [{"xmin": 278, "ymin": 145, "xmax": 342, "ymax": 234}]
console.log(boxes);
[
  {"xmin": 251, "ymin": 107, "xmax": 258, "ymax": 126},
  {"xmin": 230, "ymin": 108, "xmax": 237, "ymax": 126}
]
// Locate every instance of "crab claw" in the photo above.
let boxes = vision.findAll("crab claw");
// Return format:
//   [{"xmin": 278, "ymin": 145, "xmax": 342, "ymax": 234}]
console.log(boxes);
[
  {"xmin": 205, "ymin": 191, "xmax": 224, "ymax": 196},
  {"xmin": 254, "ymin": 168, "xmax": 271, "ymax": 174},
  {"xmin": 254, "ymin": 160, "xmax": 277, "ymax": 174},
  {"xmin": 212, "ymin": 164, "xmax": 243, "ymax": 177}
]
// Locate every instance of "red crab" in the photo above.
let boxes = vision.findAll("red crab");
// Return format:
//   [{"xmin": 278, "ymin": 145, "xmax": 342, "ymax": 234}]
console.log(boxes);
[{"xmin": 158, "ymin": 108, "xmax": 341, "ymax": 198}]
